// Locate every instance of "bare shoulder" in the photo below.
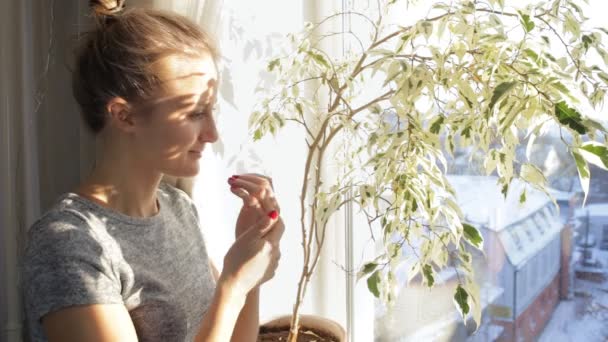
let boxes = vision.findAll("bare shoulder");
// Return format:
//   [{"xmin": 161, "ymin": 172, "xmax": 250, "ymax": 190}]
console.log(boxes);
[{"xmin": 42, "ymin": 304, "xmax": 138, "ymax": 342}]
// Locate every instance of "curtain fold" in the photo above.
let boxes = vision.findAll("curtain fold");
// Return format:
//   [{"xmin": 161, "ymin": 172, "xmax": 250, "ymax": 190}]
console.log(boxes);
[{"xmin": 1, "ymin": 1, "xmax": 90, "ymax": 341}]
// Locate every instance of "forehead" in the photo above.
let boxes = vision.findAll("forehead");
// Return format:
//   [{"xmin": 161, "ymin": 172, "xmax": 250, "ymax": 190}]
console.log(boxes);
[{"xmin": 154, "ymin": 54, "xmax": 218, "ymax": 102}]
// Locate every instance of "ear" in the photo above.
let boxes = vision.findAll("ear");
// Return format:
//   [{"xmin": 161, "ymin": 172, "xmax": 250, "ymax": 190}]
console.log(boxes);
[{"xmin": 106, "ymin": 97, "xmax": 136, "ymax": 133}]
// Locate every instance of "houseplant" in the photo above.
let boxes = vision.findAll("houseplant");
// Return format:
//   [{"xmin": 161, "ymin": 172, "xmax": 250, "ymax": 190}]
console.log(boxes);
[{"xmin": 250, "ymin": 0, "xmax": 608, "ymax": 340}]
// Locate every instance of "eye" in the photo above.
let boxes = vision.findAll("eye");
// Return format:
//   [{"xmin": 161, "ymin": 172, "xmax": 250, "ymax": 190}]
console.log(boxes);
[
  {"xmin": 189, "ymin": 103, "xmax": 217, "ymax": 120},
  {"xmin": 189, "ymin": 108, "xmax": 209, "ymax": 119},
  {"xmin": 189, "ymin": 111, "xmax": 205, "ymax": 119}
]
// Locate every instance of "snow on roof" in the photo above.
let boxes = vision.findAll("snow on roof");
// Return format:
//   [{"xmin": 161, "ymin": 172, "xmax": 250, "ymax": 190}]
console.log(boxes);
[
  {"xmin": 447, "ymin": 176, "xmax": 563, "ymax": 268},
  {"xmin": 574, "ymin": 203, "xmax": 608, "ymax": 218},
  {"xmin": 548, "ymin": 187, "xmax": 576, "ymax": 202},
  {"xmin": 497, "ymin": 207, "xmax": 563, "ymax": 268},
  {"xmin": 447, "ymin": 176, "xmax": 551, "ymax": 231}
]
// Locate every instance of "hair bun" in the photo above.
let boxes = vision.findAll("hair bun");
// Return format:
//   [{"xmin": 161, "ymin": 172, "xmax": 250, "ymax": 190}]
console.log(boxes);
[{"xmin": 90, "ymin": 0, "xmax": 125, "ymax": 17}]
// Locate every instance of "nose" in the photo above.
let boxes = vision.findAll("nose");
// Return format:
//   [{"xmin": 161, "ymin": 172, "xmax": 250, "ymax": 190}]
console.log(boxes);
[{"xmin": 198, "ymin": 116, "xmax": 219, "ymax": 143}]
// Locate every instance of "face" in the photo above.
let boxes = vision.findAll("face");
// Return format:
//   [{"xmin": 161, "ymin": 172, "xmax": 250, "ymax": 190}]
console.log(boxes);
[{"xmin": 128, "ymin": 53, "xmax": 219, "ymax": 178}]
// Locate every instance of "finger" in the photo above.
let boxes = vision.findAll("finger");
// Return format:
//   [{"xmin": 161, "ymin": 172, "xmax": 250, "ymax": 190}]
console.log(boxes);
[
  {"xmin": 234, "ymin": 173, "xmax": 275, "ymax": 190},
  {"xmin": 262, "ymin": 218, "xmax": 284, "ymax": 240},
  {"xmin": 228, "ymin": 181, "xmax": 264, "ymax": 209},
  {"xmin": 245, "ymin": 211, "xmax": 279, "ymax": 238},
  {"xmin": 259, "ymin": 212, "xmax": 281, "ymax": 236},
  {"xmin": 228, "ymin": 176, "xmax": 280, "ymax": 213},
  {"xmin": 229, "ymin": 185, "xmax": 262, "ymax": 209},
  {"xmin": 259, "ymin": 221, "xmax": 276, "ymax": 236}
]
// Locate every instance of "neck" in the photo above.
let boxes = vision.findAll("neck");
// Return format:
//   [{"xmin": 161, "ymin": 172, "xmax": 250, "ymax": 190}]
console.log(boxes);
[{"xmin": 76, "ymin": 147, "xmax": 163, "ymax": 218}]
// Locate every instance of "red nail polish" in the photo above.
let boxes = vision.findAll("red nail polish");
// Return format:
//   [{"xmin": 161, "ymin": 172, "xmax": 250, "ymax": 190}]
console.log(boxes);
[
  {"xmin": 232, "ymin": 175, "xmax": 240, "ymax": 179},
  {"xmin": 228, "ymin": 177, "xmax": 235, "ymax": 183},
  {"xmin": 268, "ymin": 210, "xmax": 279, "ymax": 219}
]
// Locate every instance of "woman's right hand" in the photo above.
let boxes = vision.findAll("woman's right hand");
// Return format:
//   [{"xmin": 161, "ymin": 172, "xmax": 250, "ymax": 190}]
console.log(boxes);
[{"xmin": 218, "ymin": 212, "xmax": 284, "ymax": 296}]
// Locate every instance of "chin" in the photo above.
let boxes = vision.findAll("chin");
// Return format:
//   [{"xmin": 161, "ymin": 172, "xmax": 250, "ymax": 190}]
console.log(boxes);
[{"xmin": 162, "ymin": 164, "xmax": 201, "ymax": 179}]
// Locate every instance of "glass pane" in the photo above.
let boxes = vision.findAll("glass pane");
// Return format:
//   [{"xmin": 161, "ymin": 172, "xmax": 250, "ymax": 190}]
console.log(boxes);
[{"xmin": 342, "ymin": 1, "xmax": 608, "ymax": 341}]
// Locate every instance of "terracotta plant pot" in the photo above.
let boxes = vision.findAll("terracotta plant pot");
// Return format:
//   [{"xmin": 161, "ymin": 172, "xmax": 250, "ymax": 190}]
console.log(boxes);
[{"xmin": 258, "ymin": 314, "xmax": 346, "ymax": 342}]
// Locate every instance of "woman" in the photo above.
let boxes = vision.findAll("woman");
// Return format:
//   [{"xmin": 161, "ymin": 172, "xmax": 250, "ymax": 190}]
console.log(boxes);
[{"xmin": 21, "ymin": 1, "xmax": 284, "ymax": 341}]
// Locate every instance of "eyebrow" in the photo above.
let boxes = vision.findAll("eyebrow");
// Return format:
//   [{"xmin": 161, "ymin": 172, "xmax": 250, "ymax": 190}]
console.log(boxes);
[{"xmin": 192, "ymin": 101, "xmax": 217, "ymax": 112}]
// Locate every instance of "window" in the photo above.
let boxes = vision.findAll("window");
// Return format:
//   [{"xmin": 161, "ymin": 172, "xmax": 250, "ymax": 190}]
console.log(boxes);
[
  {"xmin": 511, "ymin": 228, "xmax": 524, "ymax": 250},
  {"xmin": 601, "ymin": 225, "xmax": 608, "ymax": 248},
  {"xmin": 346, "ymin": 1, "xmax": 608, "ymax": 340},
  {"xmin": 187, "ymin": 0, "xmax": 608, "ymax": 341},
  {"xmin": 533, "ymin": 212, "xmax": 546, "ymax": 234},
  {"xmin": 524, "ymin": 224, "xmax": 535, "ymax": 242}
]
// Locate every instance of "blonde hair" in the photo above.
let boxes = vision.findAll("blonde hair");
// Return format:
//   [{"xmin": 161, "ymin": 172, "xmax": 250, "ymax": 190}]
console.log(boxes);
[{"xmin": 73, "ymin": 0, "xmax": 219, "ymax": 134}]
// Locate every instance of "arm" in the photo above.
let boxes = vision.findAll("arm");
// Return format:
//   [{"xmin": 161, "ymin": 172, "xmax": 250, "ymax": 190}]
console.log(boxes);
[
  {"xmin": 209, "ymin": 260, "xmax": 260, "ymax": 342},
  {"xmin": 194, "ymin": 215, "xmax": 280, "ymax": 342},
  {"xmin": 193, "ymin": 280, "xmax": 247, "ymax": 342},
  {"xmin": 42, "ymin": 305, "xmax": 138, "ymax": 342},
  {"xmin": 231, "ymin": 289, "xmax": 260, "ymax": 342}
]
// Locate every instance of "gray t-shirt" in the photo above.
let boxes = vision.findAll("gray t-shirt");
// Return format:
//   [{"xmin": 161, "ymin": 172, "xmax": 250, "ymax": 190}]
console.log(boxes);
[{"xmin": 22, "ymin": 182, "xmax": 216, "ymax": 342}]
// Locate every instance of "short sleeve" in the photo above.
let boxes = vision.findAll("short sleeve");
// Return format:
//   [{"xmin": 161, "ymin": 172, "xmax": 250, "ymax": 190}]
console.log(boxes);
[
  {"xmin": 160, "ymin": 181, "xmax": 202, "ymax": 227},
  {"xmin": 22, "ymin": 213, "xmax": 123, "ymax": 326}
]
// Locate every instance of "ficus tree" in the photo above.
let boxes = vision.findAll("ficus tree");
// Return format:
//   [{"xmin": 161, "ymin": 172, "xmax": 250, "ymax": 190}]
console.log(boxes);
[{"xmin": 249, "ymin": 0, "xmax": 608, "ymax": 340}]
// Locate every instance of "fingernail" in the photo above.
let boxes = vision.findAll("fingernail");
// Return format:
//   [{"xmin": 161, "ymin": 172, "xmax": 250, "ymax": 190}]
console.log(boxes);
[
  {"xmin": 268, "ymin": 210, "xmax": 279, "ymax": 219},
  {"xmin": 232, "ymin": 175, "xmax": 240, "ymax": 179},
  {"xmin": 228, "ymin": 177, "xmax": 236, "ymax": 183}
]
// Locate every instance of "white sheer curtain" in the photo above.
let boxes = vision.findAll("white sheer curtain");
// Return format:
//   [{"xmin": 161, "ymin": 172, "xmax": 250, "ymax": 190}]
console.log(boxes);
[{"xmin": 1, "ymin": 1, "xmax": 92, "ymax": 341}]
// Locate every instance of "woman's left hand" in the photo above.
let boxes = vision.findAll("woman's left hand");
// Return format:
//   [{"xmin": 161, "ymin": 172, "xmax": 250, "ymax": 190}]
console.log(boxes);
[{"xmin": 227, "ymin": 173, "xmax": 281, "ymax": 239}]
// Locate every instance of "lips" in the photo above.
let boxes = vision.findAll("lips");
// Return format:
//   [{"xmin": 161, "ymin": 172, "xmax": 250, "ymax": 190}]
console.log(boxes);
[{"xmin": 189, "ymin": 149, "xmax": 203, "ymax": 158}]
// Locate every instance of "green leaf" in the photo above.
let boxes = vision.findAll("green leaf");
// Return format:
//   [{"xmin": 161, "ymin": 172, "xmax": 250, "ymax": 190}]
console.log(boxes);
[
  {"xmin": 549, "ymin": 81, "xmax": 573, "ymax": 100},
  {"xmin": 520, "ymin": 163, "xmax": 547, "ymax": 185},
  {"xmin": 367, "ymin": 270, "xmax": 381, "ymax": 298},
  {"xmin": 307, "ymin": 51, "xmax": 330, "ymax": 69},
  {"xmin": 573, "ymin": 151, "xmax": 590, "ymax": 206},
  {"xmin": 554, "ymin": 101, "xmax": 587, "ymax": 134},
  {"xmin": 501, "ymin": 183, "xmax": 509, "ymax": 198},
  {"xmin": 582, "ymin": 35, "xmax": 593, "ymax": 51},
  {"xmin": 579, "ymin": 142, "xmax": 608, "ymax": 170},
  {"xmin": 430, "ymin": 116, "xmax": 445, "ymax": 134},
  {"xmin": 541, "ymin": 35, "xmax": 550, "ymax": 45},
  {"xmin": 329, "ymin": 76, "xmax": 340, "ymax": 90},
  {"xmin": 411, "ymin": 198, "xmax": 418, "ymax": 212},
  {"xmin": 599, "ymin": 72, "xmax": 608, "ymax": 85},
  {"xmin": 461, "ymin": 125, "xmax": 472, "ymax": 139},
  {"xmin": 519, "ymin": 188, "xmax": 527, "ymax": 204},
  {"xmin": 267, "ymin": 58, "xmax": 280, "ymax": 72},
  {"xmin": 454, "ymin": 285, "xmax": 470, "ymax": 318},
  {"xmin": 253, "ymin": 129, "xmax": 263, "ymax": 141},
  {"xmin": 295, "ymin": 103, "xmax": 304, "ymax": 117},
  {"xmin": 420, "ymin": 21, "xmax": 433, "ymax": 40},
  {"xmin": 357, "ymin": 262, "xmax": 378, "ymax": 281},
  {"xmin": 272, "ymin": 112, "xmax": 285, "ymax": 127},
  {"xmin": 422, "ymin": 264, "xmax": 435, "ymax": 287},
  {"xmin": 489, "ymin": 82, "xmax": 517, "ymax": 110},
  {"xmin": 519, "ymin": 13, "xmax": 535, "ymax": 33},
  {"xmin": 464, "ymin": 280, "xmax": 482, "ymax": 330},
  {"xmin": 463, "ymin": 223, "xmax": 484, "ymax": 250},
  {"xmin": 524, "ymin": 48, "xmax": 539, "ymax": 62}
]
